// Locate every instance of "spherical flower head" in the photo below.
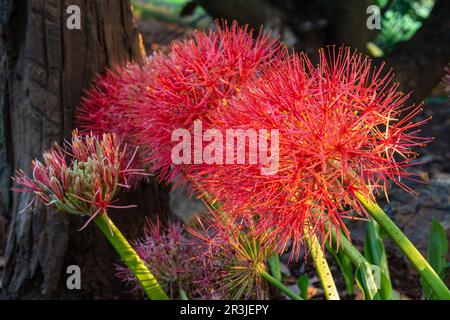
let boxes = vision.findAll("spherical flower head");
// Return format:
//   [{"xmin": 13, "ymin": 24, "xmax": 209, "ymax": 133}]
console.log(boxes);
[
  {"xmin": 134, "ymin": 21, "xmax": 283, "ymax": 186},
  {"xmin": 12, "ymin": 130, "xmax": 145, "ymax": 229},
  {"xmin": 187, "ymin": 210, "xmax": 273, "ymax": 300},
  {"xmin": 194, "ymin": 47, "xmax": 431, "ymax": 257},
  {"xmin": 76, "ymin": 62, "xmax": 151, "ymax": 170},
  {"xmin": 77, "ymin": 62, "xmax": 149, "ymax": 138},
  {"xmin": 115, "ymin": 219, "xmax": 197, "ymax": 299}
]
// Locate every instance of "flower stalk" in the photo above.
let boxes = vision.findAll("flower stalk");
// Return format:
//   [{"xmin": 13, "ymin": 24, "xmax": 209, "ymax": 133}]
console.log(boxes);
[
  {"xmin": 304, "ymin": 228, "xmax": 340, "ymax": 300},
  {"xmin": 328, "ymin": 226, "xmax": 366, "ymax": 266},
  {"xmin": 356, "ymin": 191, "xmax": 450, "ymax": 300},
  {"xmin": 259, "ymin": 270, "xmax": 303, "ymax": 300},
  {"xmin": 95, "ymin": 213, "xmax": 169, "ymax": 300},
  {"xmin": 12, "ymin": 131, "xmax": 169, "ymax": 300}
]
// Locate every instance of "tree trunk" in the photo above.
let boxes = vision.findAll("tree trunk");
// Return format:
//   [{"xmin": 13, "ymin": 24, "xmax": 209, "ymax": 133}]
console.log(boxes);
[{"xmin": 0, "ymin": 0, "xmax": 170, "ymax": 299}]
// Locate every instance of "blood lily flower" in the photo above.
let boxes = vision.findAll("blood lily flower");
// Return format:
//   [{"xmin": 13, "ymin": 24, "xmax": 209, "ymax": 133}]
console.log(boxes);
[
  {"xmin": 12, "ymin": 130, "xmax": 145, "ymax": 229},
  {"xmin": 77, "ymin": 62, "xmax": 147, "ymax": 143},
  {"xmin": 132, "ymin": 21, "xmax": 283, "ymax": 186},
  {"xmin": 116, "ymin": 207, "xmax": 296, "ymax": 300},
  {"xmin": 194, "ymin": 47, "xmax": 431, "ymax": 257},
  {"xmin": 76, "ymin": 62, "xmax": 152, "ymax": 171},
  {"xmin": 116, "ymin": 212, "xmax": 276, "ymax": 300}
]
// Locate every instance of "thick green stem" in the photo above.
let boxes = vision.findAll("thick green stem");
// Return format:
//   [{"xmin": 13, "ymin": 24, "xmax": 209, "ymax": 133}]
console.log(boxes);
[
  {"xmin": 304, "ymin": 230, "xmax": 340, "ymax": 300},
  {"xmin": 259, "ymin": 270, "xmax": 303, "ymax": 300},
  {"xmin": 94, "ymin": 214, "xmax": 169, "ymax": 300},
  {"xmin": 356, "ymin": 192, "xmax": 450, "ymax": 300},
  {"xmin": 329, "ymin": 226, "xmax": 366, "ymax": 266},
  {"xmin": 179, "ymin": 288, "xmax": 189, "ymax": 300}
]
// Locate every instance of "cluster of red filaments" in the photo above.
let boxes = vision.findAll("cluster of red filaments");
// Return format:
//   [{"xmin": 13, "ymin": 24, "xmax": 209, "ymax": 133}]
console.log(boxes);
[
  {"xmin": 194, "ymin": 47, "xmax": 431, "ymax": 257},
  {"xmin": 76, "ymin": 22, "xmax": 430, "ymax": 257},
  {"xmin": 77, "ymin": 21, "xmax": 283, "ymax": 187}
]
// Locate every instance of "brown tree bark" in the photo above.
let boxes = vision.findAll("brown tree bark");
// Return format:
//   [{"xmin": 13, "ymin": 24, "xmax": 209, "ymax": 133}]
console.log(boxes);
[{"xmin": 0, "ymin": 0, "xmax": 170, "ymax": 299}]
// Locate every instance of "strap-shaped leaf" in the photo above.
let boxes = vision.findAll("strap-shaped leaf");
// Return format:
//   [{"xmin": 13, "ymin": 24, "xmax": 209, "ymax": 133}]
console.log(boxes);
[
  {"xmin": 421, "ymin": 218, "xmax": 449, "ymax": 299},
  {"xmin": 364, "ymin": 219, "xmax": 392, "ymax": 299},
  {"xmin": 268, "ymin": 255, "xmax": 282, "ymax": 281},
  {"xmin": 327, "ymin": 244, "xmax": 355, "ymax": 296},
  {"xmin": 355, "ymin": 262, "xmax": 380, "ymax": 300},
  {"xmin": 297, "ymin": 275, "xmax": 309, "ymax": 300}
]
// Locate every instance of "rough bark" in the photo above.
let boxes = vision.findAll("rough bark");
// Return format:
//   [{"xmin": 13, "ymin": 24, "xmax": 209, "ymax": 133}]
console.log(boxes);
[
  {"xmin": 0, "ymin": 188, "xmax": 3, "ymax": 256},
  {"xmin": 381, "ymin": 0, "xmax": 450, "ymax": 103},
  {"xmin": 0, "ymin": 0, "xmax": 170, "ymax": 299}
]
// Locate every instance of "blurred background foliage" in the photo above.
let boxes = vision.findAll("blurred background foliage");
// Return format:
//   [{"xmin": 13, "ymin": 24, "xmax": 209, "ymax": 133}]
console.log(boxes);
[
  {"xmin": 130, "ymin": 0, "xmax": 449, "ymax": 105},
  {"xmin": 373, "ymin": 0, "xmax": 435, "ymax": 54},
  {"xmin": 131, "ymin": 0, "xmax": 211, "ymax": 27},
  {"xmin": 131, "ymin": 0, "xmax": 436, "ymax": 57}
]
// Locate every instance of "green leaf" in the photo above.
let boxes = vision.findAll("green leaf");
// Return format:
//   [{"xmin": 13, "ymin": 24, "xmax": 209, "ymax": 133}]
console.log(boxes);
[
  {"xmin": 379, "ymin": 271, "xmax": 392, "ymax": 300},
  {"xmin": 327, "ymin": 244, "xmax": 355, "ymax": 296},
  {"xmin": 441, "ymin": 263, "xmax": 450, "ymax": 279},
  {"xmin": 427, "ymin": 218, "xmax": 448, "ymax": 274},
  {"xmin": 355, "ymin": 262, "xmax": 381, "ymax": 300},
  {"xmin": 364, "ymin": 219, "xmax": 392, "ymax": 299},
  {"xmin": 363, "ymin": 236, "xmax": 374, "ymax": 264},
  {"xmin": 297, "ymin": 275, "xmax": 309, "ymax": 300},
  {"xmin": 420, "ymin": 276, "xmax": 432, "ymax": 299},
  {"xmin": 365, "ymin": 221, "xmax": 384, "ymax": 269},
  {"xmin": 421, "ymin": 218, "xmax": 449, "ymax": 299},
  {"xmin": 268, "ymin": 255, "xmax": 282, "ymax": 282},
  {"xmin": 179, "ymin": 288, "xmax": 189, "ymax": 300}
]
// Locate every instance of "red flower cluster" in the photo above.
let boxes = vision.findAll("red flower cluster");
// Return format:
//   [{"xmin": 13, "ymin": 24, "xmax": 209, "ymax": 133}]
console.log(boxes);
[
  {"xmin": 78, "ymin": 22, "xmax": 283, "ymax": 187},
  {"xmin": 194, "ymin": 47, "xmax": 430, "ymax": 256},
  {"xmin": 77, "ymin": 63, "xmax": 147, "ymax": 142},
  {"xmin": 75, "ymin": 22, "xmax": 430, "ymax": 257},
  {"xmin": 76, "ymin": 62, "xmax": 151, "ymax": 170},
  {"xmin": 136, "ymin": 22, "xmax": 282, "ymax": 186},
  {"xmin": 12, "ymin": 130, "xmax": 145, "ymax": 229}
]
